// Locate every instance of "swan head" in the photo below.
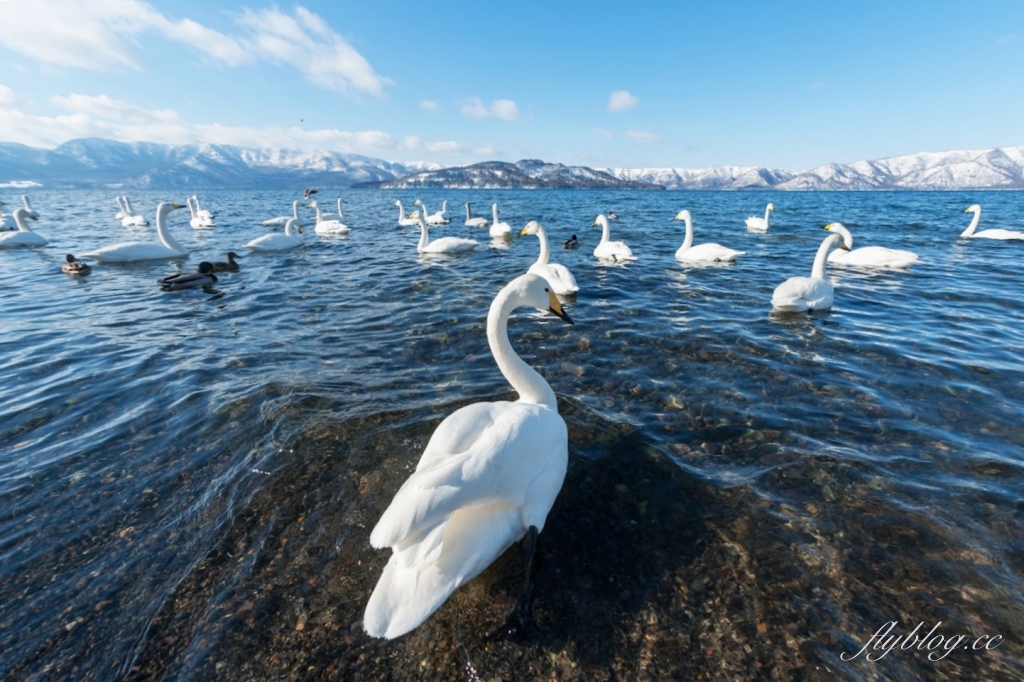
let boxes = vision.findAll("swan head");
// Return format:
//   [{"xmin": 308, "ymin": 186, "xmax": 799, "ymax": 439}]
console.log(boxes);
[
  {"xmin": 521, "ymin": 220, "xmax": 542, "ymax": 236},
  {"xmin": 158, "ymin": 202, "xmax": 185, "ymax": 216},
  {"xmin": 965, "ymin": 204, "xmax": 981, "ymax": 214},
  {"xmin": 307, "ymin": 201, "xmax": 318, "ymax": 209},
  {"xmin": 12, "ymin": 208, "xmax": 36, "ymax": 222},
  {"xmin": 767, "ymin": 203, "xmax": 775, "ymax": 211},
  {"xmin": 394, "ymin": 200, "xmax": 401, "ymax": 207},
  {"xmin": 592, "ymin": 214, "xmax": 609, "ymax": 227},
  {"xmin": 413, "ymin": 199, "xmax": 423, "ymax": 206},
  {"xmin": 512, "ymin": 273, "xmax": 574, "ymax": 325},
  {"xmin": 672, "ymin": 209, "xmax": 691, "ymax": 222},
  {"xmin": 824, "ymin": 222, "xmax": 853, "ymax": 249}
]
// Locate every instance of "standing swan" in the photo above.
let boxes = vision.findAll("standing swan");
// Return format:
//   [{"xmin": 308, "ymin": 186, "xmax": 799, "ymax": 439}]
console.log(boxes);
[
  {"xmin": 960, "ymin": 205, "xmax": 1024, "ymax": 240},
  {"xmin": 824, "ymin": 223, "xmax": 919, "ymax": 268},
  {"xmin": 592, "ymin": 214, "xmax": 636, "ymax": 262},
  {"xmin": 0, "ymin": 208, "xmax": 48, "ymax": 248},
  {"xmin": 262, "ymin": 200, "xmax": 304, "ymax": 227},
  {"xmin": 415, "ymin": 215, "xmax": 479, "ymax": 254},
  {"xmin": 771, "ymin": 232, "xmax": 845, "ymax": 312},
  {"xmin": 745, "ymin": 203, "xmax": 774, "ymax": 232},
  {"xmin": 464, "ymin": 202, "xmax": 489, "ymax": 228},
  {"xmin": 521, "ymin": 221, "xmax": 579, "ymax": 294},
  {"xmin": 309, "ymin": 200, "xmax": 350, "ymax": 234},
  {"xmin": 83, "ymin": 203, "xmax": 188, "ymax": 262},
  {"xmin": 364, "ymin": 273, "xmax": 573, "ymax": 639},
  {"xmin": 247, "ymin": 217, "xmax": 304, "ymax": 251},
  {"xmin": 490, "ymin": 203, "xmax": 512, "ymax": 238},
  {"xmin": 673, "ymin": 209, "xmax": 745, "ymax": 262}
]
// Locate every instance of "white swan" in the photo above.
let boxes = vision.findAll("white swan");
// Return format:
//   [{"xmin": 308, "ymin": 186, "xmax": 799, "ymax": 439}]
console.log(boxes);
[
  {"xmin": 960, "ymin": 204, "xmax": 1024, "ymax": 241},
  {"xmin": 521, "ymin": 221, "xmax": 579, "ymax": 295},
  {"xmin": 771, "ymin": 232, "xmax": 844, "ymax": 312},
  {"xmin": 464, "ymin": 202, "xmax": 489, "ymax": 228},
  {"xmin": 824, "ymin": 222, "xmax": 919, "ymax": 268},
  {"xmin": 310, "ymin": 200, "xmax": 350, "ymax": 234},
  {"xmin": 119, "ymin": 196, "xmax": 149, "ymax": 227},
  {"xmin": 83, "ymin": 203, "xmax": 188, "ymax": 262},
  {"xmin": 745, "ymin": 202, "xmax": 774, "ymax": 232},
  {"xmin": 114, "ymin": 197, "xmax": 125, "ymax": 221},
  {"xmin": 247, "ymin": 217, "xmax": 304, "ymax": 251},
  {"xmin": 673, "ymin": 209, "xmax": 745, "ymax": 262},
  {"xmin": 415, "ymin": 215, "xmax": 479, "ymax": 254},
  {"xmin": 394, "ymin": 200, "xmax": 421, "ymax": 227},
  {"xmin": 415, "ymin": 199, "xmax": 450, "ymax": 225},
  {"xmin": 187, "ymin": 196, "xmax": 216, "ymax": 228},
  {"xmin": 262, "ymin": 200, "xmax": 304, "ymax": 227},
  {"xmin": 592, "ymin": 214, "xmax": 636, "ymax": 262},
  {"xmin": 0, "ymin": 200, "xmax": 11, "ymax": 230},
  {"xmin": 191, "ymin": 195, "xmax": 214, "ymax": 220},
  {"xmin": 364, "ymin": 272, "xmax": 572, "ymax": 639},
  {"xmin": 21, "ymin": 195, "xmax": 38, "ymax": 219},
  {"xmin": 0, "ymin": 208, "xmax": 48, "ymax": 248},
  {"xmin": 489, "ymin": 203, "xmax": 512, "ymax": 238}
]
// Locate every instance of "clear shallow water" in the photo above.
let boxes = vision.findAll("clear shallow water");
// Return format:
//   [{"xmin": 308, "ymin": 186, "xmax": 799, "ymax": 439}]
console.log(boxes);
[{"xmin": 1, "ymin": 189, "xmax": 1023, "ymax": 680}]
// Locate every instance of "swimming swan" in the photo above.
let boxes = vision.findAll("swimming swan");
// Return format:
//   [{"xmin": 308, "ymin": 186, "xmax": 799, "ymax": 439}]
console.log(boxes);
[
  {"xmin": 416, "ymin": 215, "xmax": 479, "ymax": 254},
  {"xmin": 21, "ymin": 195, "xmax": 38, "ymax": 219},
  {"xmin": 262, "ymin": 200, "xmax": 304, "ymax": 227},
  {"xmin": 415, "ymin": 199, "xmax": 450, "ymax": 225},
  {"xmin": 960, "ymin": 205, "xmax": 1024, "ymax": 241},
  {"xmin": 309, "ymin": 200, "xmax": 350, "ymax": 234},
  {"xmin": 673, "ymin": 209, "xmax": 745, "ymax": 262},
  {"xmin": 191, "ymin": 195, "xmax": 214, "ymax": 220},
  {"xmin": 824, "ymin": 223, "xmax": 919, "ymax": 268},
  {"xmin": 592, "ymin": 214, "xmax": 636, "ymax": 262},
  {"xmin": 158, "ymin": 261, "xmax": 217, "ymax": 290},
  {"xmin": 83, "ymin": 203, "xmax": 188, "ymax": 262},
  {"xmin": 464, "ymin": 202, "xmax": 489, "ymax": 228},
  {"xmin": 187, "ymin": 196, "xmax": 216, "ymax": 228},
  {"xmin": 521, "ymin": 221, "xmax": 579, "ymax": 295},
  {"xmin": 395, "ymin": 200, "xmax": 420, "ymax": 227},
  {"xmin": 62, "ymin": 254, "xmax": 91, "ymax": 276},
  {"xmin": 247, "ymin": 217, "xmax": 304, "ymax": 251},
  {"xmin": 0, "ymin": 208, "xmax": 48, "ymax": 248},
  {"xmin": 745, "ymin": 203, "xmax": 774, "ymax": 232},
  {"xmin": 771, "ymin": 232, "xmax": 845, "ymax": 312},
  {"xmin": 118, "ymin": 196, "xmax": 149, "ymax": 227},
  {"xmin": 364, "ymin": 272, "xmax": 573, "ymax": 639},
  {"xmin": 489, "ymin": 203, "xmax": 512, "ymax": 238}
]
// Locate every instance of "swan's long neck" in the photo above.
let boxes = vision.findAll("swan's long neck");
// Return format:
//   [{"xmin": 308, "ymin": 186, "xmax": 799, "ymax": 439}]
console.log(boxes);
[
  {"xmin": 337, "ymin": 199, "xmax": 344, "ymax": 219},
  {"xmin": 116, "ymin": 196, "xmax": 126, "ymax": 214},
  {"xmin": 156, "ymin": 207, "xmax": 186, "ymax": 253},
  {"xmin": 420, "ymin": 201, "xmax": 431, "ymax": 216},
  {"xmin": 187, "ymin": 197, "xmax": 198, "ymax": 219},
  {"xmin": 492, "ymin": 204, "xmax": 500, "ymax": 223},
  {"xmin": 811, "ymin": 234, "xmax": 840, "ymax": 279},
  {"xmin": 397, "ymin": 201, "xmax": 407, "ymax": 220},
  {"xmin": 488, "ymin": 289, "xmax": 557, "ymax": 407},
  {"xmin": 14, "ymin": 212, "xmax": 33, "ymax": 232},
  {"xmin": 313, "ymin": 204, "xmax": 324, "ymax": 224},
  {"xmin": 285, "ymin": 220, "xmax": 298, "ymax": 237},
  {"xmin": 681, "ymin": 214, "xmax": 694, "ymax": 250},
  {"xmin": 441, "ymin": 200, "xmax": 447, "ymax": 214},
  {"xmin": 416, "ymin": 218, "xmax": 429, "ymax": 251},
  {"xmin": 22, "ymin": 196, "xmax": 33, "ymax": 212},
  {"xmin": 763, "ymin": 206, "xmax": 772, "ymax": 228},
  {"xmin": 534, "ymin": 226, "xmax": 551, "ymax": 265},
  {"xmin": 465, "ymin": 203, "xmax": 472, "ymax": 220},
  {"xmin": 291, "ymin": 201, "xmax": 301, "ymax": 220},
  {"xmin": 961, "ymin": 209, "xmax": 981, "ymax": 237},
  {"xmin": 124, "ymin": 197, "xmax": 135, "ymax": 217},
  {"xmin": 597, "ymin": 216, "xmax": 611, "ymax": 244}
]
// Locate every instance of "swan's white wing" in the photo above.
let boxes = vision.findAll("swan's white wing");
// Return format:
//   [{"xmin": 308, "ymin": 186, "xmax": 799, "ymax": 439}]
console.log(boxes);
[
  {"xmin": 973, "ymin": 229, "xmax": 1024, "ymax": 241},
  {"xmin": 829, "ymin": 245, "xmax": 918, "ymax": 267},
  {"xmin": 745, "ymin": 217, "xmax": 766, "ymax": 230},
  {"xmin": 772, "ymin": 276, "xmax": 833, "ymax": 311},
  {"xmin": 82, "ymin": 242, "xmax": 181, "ymax": 262},
  {"xmin": 423, "ymin": 237, "xmax": 479, "ymax": 253},
  {"xmin": 677, "ymin": 243, "xmax": 744, "ymax": 262}
]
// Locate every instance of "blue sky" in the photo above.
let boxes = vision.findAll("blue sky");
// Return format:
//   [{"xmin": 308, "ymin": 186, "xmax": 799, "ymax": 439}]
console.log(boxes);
[{"xmin": 0, "ymin": 0, "xmax": 1022, "ymax": 170}]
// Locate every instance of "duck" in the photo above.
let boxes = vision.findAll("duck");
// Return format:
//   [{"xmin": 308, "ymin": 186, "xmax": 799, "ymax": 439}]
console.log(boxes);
[
  {"xmin": 415, "ymin": 215, "xmax": 479, "ymax": 254},
  {"xmin": 592, "ymin": 214, "xmax": 636, "ymax": 262},
  {"xmin": 61, "ymin": 254, "xmax": 92, "ymax": 276},
  {"xmin": 364, "ymin": 272, "xmax": 573, "ymax": 640},
  {"xmin": 304, "ymin": 188, "xmax": 318, "ymax": 199},
  {"xmin": 464, "ymin": 202, "xmax": 489, "ymax": 228},
  {"xmin": 247, "ymin": 217, "xmax": 304, "ymax": 251},
  {"xmin": 0, "ymin": 208, "xmax": 49, "ymax": 248},
  {"xmin": 490, "ymin": 203, "xmax": 512, "ymax": 238},
  {"xmin": 158, "ymin": 261, "xmax": 218, "ymax": 290},
  {"xmin": 960, "ymin": 205, "xmax": 1024, "ymax": 240},
  {"xmin": 187, "ymin": 196, "xmax": 216, "ymax": 228},
  {"xmin": 771, "ymin": 232, "xmax": 845, "ymax": 312},
  {"xmin": 262, "ymin": 200, "xmax": 304, "ymax": 227},
  {"xmin": 210, "ymin": 251, "xmax": 242, "ymax": 272},
  {"xmin": 415, "ymin": 199, "xmax": 450, "ymax": 225},
  {"xmin": 824, "ymin": 223, "xmax": 919, "ymax": 268},
  {"xmin": 521, "ymin": 221, "xmax": 579, "ymax": 295},
  {"xmin": 745, "ymin": 203, "xmax": 775, "ymax": 232},
  {"xmin": 608, "ymin": 212, "xmax": 619, "ymax": 221},
  {"xmin": 118, "ymin": 196, "xmax": 149, "ymax": 228},
  {"xmin": 672, "ymin": 209, "xmax": 745, "ymax": 262},
  {"xmin": 83, "ymin": 203, "xmax": 188, "ymax": 262},
  {"xmin": 563, "ymin": 234, "xmax": 579, "ymax": 249},
  {"xmin": 395, "ymin": 200, "xmax": 421, "ymax": 227},
  {"xmin": 310, "ymin": 200, "xmax": 350, "ymax": 234}
]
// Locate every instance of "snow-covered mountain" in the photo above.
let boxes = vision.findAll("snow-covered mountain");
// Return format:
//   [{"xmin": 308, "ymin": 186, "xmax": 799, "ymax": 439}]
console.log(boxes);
[
  {"xmin": 363, "ymin": 159, "xmax": 662, "ymax": 190},
  {"xmin": 0, "ymin": 138, "xmax": 439, "ymax": 189},
  {"xmin": 604, "ymin": 146, "xmax": 1024, "ymax": 190}
]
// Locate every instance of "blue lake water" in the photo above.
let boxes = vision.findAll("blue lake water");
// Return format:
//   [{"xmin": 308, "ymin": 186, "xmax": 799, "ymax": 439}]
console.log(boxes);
[{"xmin": 1, "ymin": 188, "xmax": 1023, "ymax": 680}]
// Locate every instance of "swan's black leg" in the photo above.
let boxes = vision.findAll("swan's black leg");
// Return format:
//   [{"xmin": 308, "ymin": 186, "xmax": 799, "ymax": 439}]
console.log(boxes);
[{"xmin": 487, "ymin": 526, "xmax": 539, "ymax": 641}]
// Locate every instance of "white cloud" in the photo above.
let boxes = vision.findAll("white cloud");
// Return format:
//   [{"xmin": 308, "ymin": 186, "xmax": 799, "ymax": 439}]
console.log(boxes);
[
  {"xmin": 459, "ymin": 96, "xmax": 520, "ymax": 121},
  {"xmin": 0, "ymin": 84, "xmax": 16, "ymax": 106},
  {"xmin": 593, "ymin": 128, "xmax": 613, "ymax": 139},
  {"xmin": 607, "ymin": 90, "xmax": 639, "ymax": 112},
  {"xmin": 402, "ymin": 135, "xmax": 422, "ymax": 149},
  {"xmin": 420, "ymin": 99, "xmax": 440, "ymax": 112},
  {"xmin": 425, "ymin": 140, "xmax": 463, "ymax": 154},
  {"xmin": 625, "ymin": 129, "xmax": 661, "ymax": 148},
  {"xmin": 471, "ymin": 145, "xmax": 498, "ymax": 157}
]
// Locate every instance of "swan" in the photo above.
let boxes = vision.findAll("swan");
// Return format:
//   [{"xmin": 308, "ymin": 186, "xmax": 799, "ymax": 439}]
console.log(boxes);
[
  {"xmin": 521, "ymin": 221, "xmax": 579, "ymax": 295},
  {"xmin": 745, "ymin": 203, "xmax": 774, "ymax": 231},
  {"xmin": 158, "ymin": 261, "xmax": 218, "ymax": 290},
  {"xmin": 309, "ymin": 200, "xmax": 350, "ymax": 234},
  {"xmin": 592, "ymin": 214, "xmax": 636, "ymax": 262},
  {"xmin": 0, "ymin": 208, "xmax": 48, "ymax": 248},
  {"xmin": 262, "ymin": 200, "xmax": 304, "ymax": 227},
  {"xmin": 21, "ymin": 195, "xmax": 38, "ymax": 218},
  {"xmin": 364, "ymin": 272, "xmax": 573, "ymax": 639},
  {"xmin": 771, "ymin": 232, "xmax": 845, "ymax": 312},
  {"xmin": 563, "ymin": 234, "xmax": 578, "ymax": 250},
  {"xmin": 960, "ymin": 205, "xmax": 1024, "ymax": 240},
  {"xmin": 394, "ymin": 200, "xmax": 421, "ymax": 227},
  {"xmin": 464, "ymin": 202, "xmax": 489, "ymax": 228},
  {"xmin": 415, "ymin": 215, "xmax": 479, "ymax": 254},
  {"xmin": 489, "ymin": 203, "xmax": 512, "ymax": 238},
  {"xmin": 187, "ymin": 196, "xmax": 216, "ymax": 228},
  {"xmin": 0, "ymin": 200, "xmax": 12, "ymax": 230},
  {"xmin": 191, "ymin": 195, "xmax": 214, "ymax": 220},
  {"xmin": 62, "ymin": 254, "xmax": 92, "ymax": 276},
  {"xmin": 210, "ymin": 251, "xmax": 241, "ymax": 272},
  {"xmin": 824, "ymin": 223, "xmax": 919, "ymax": 268},
  {"xmin": 119, "ymin": 196, "xmax": 149, "ymax": 227},
  {"xmin": 673, "ymin": 209, "xmax": 745, "ymax": 262},
  {"xmin": 114, "ymin": 197, "xmax": 125, "ymax": 221},
  {"xmin": 414, "ymin": 199, "xmax": 450, "ymax": 225},
  {"xmin": 83, "ymin": 203, "xmax": 188, "ymax": 262},
  {"xmin": 247, "ymin": 217, "xmax": 304, "ymax": 251}
]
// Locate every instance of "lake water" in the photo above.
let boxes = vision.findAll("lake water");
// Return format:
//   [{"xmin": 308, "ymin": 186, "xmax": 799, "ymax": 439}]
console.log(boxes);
[{"xmin": 2, "ymin": 189, "xmax": 1023, "ymax": 681}]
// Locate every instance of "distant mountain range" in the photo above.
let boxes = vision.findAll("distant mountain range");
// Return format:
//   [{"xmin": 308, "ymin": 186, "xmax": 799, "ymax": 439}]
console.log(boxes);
[{"xmin": 1, "ymin": 138, "xmax": 1022, "ymax": 190}]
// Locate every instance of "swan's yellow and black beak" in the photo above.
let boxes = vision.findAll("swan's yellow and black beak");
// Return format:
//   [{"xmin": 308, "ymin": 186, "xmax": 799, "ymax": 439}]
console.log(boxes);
[
  {"xmin": 547, "ymin": 291, "xmax": 573, "ymax": 325},
  {"xmin": 170, "ymin": 203, "xmax": 185, "ymax": 210},
  {"xmin": 824, "ymin": 223, "xmax": 834, "ymax": 231},
  {"xmin": 520, "ymin": 226, "xmax": 529, "ymax": 236}
]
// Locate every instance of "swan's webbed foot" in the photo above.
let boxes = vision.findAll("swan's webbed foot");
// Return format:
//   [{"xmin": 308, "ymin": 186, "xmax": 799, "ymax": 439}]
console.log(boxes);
[{"xmin": 485, "ymin": 526, "xmax": 540, "ymax": 643}]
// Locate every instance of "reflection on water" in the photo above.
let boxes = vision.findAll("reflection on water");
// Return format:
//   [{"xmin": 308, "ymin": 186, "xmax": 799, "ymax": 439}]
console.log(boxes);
[{"xmin": 1, "ymin": 189, "xmax": 1023, "ymax": 680}]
